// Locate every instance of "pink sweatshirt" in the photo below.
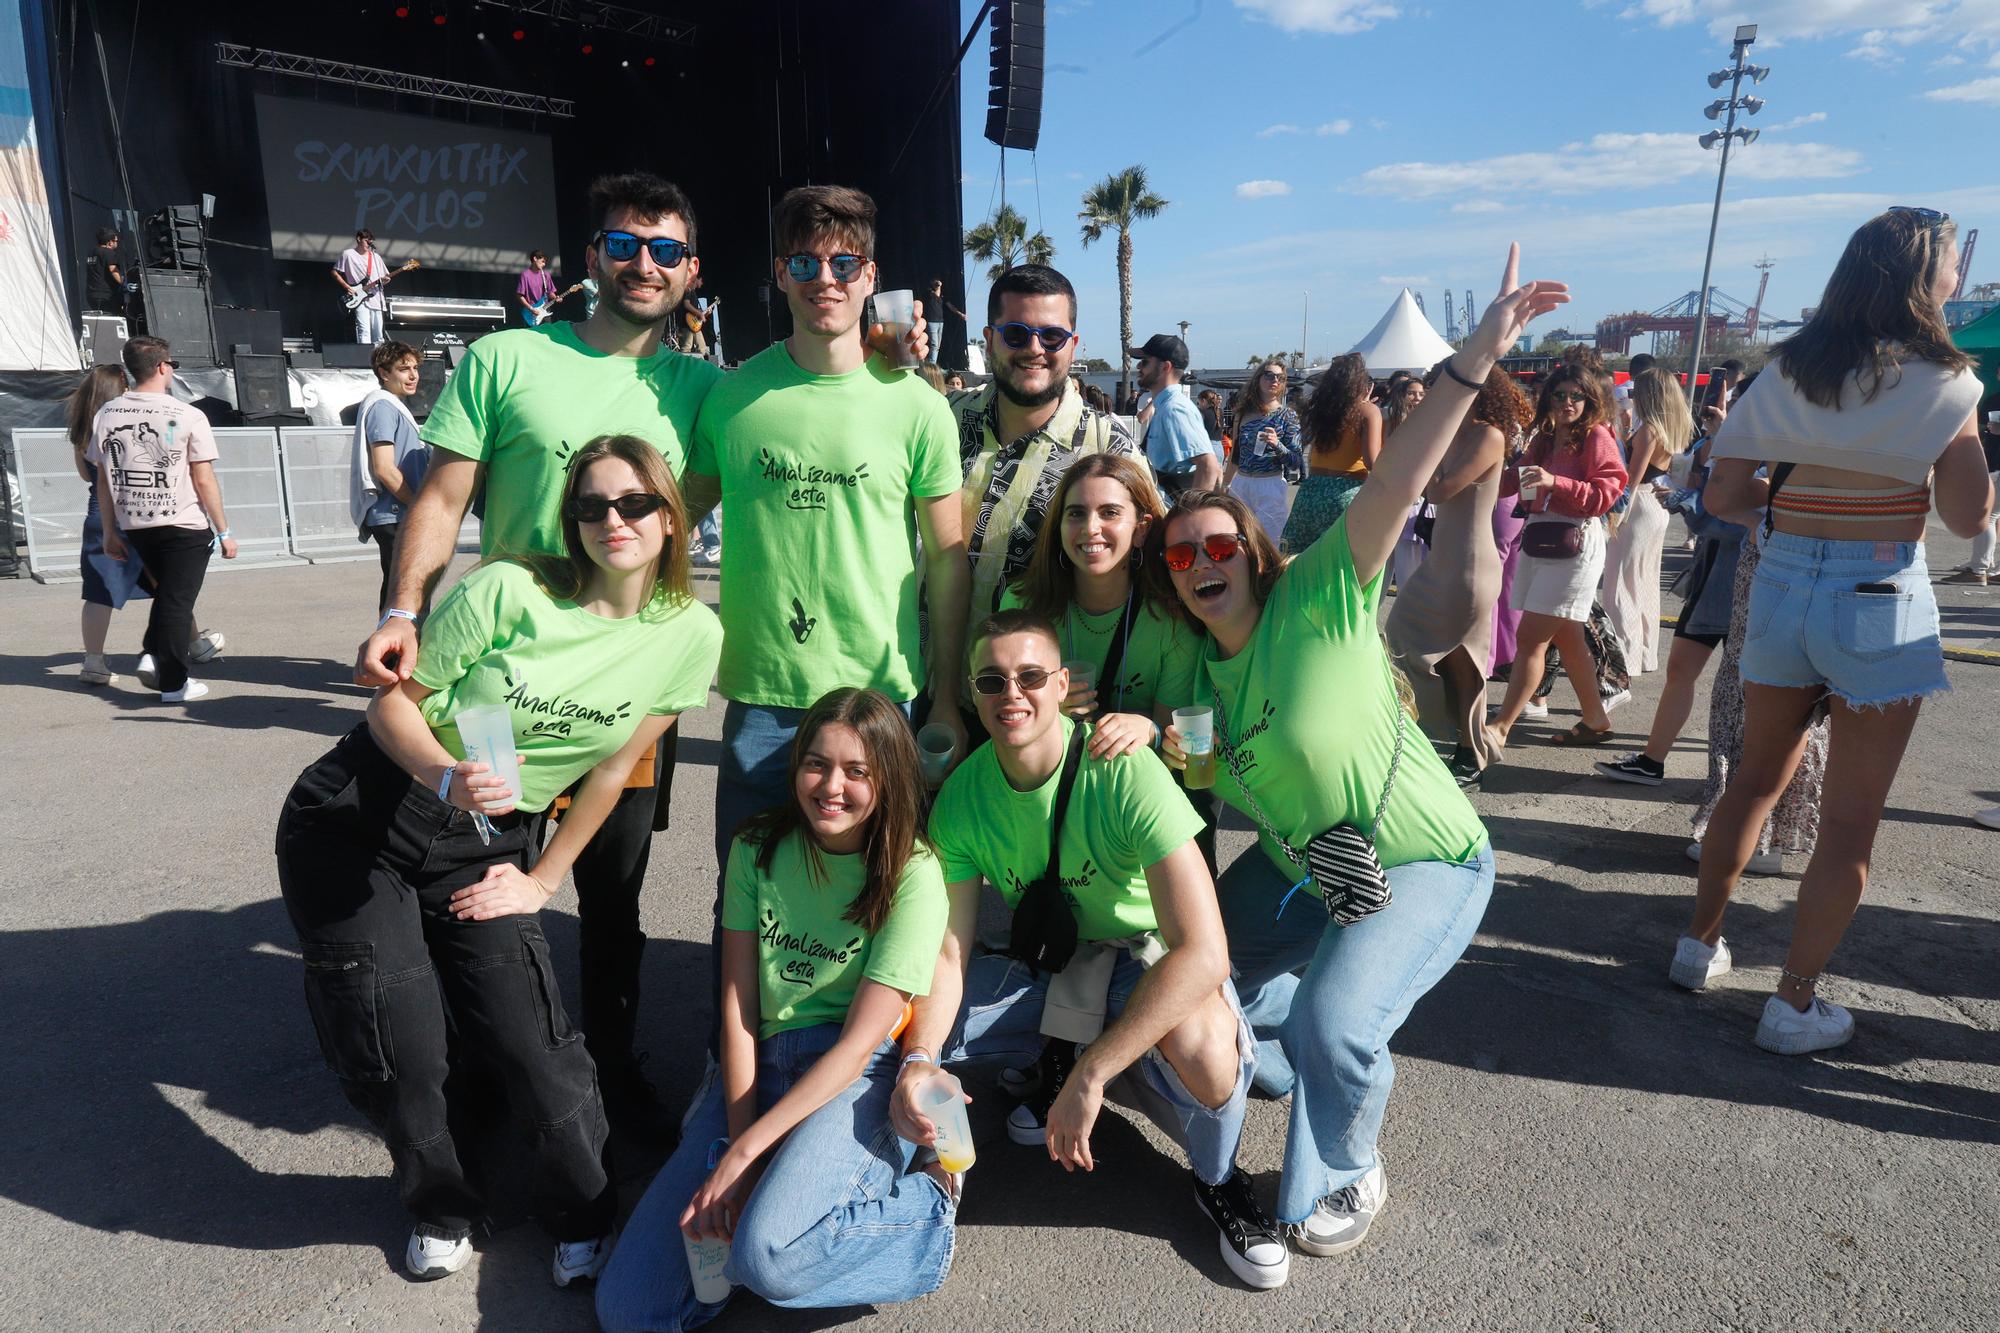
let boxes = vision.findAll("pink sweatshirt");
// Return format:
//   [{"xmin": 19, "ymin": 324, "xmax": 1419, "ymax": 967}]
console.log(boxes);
[{"xmin": 1500, "ymin": 424, "xmax": 1627, "ymax": 519}]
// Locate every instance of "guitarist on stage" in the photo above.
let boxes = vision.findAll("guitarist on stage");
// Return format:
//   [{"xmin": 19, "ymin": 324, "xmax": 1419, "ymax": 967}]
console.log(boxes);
[
  {"xmin": 332, "ymin": 230, "xmax": 394, "ymax": 345},
  {"xmin": 517, "ymin": 249, "xmax": 583, "ymax": 327}
]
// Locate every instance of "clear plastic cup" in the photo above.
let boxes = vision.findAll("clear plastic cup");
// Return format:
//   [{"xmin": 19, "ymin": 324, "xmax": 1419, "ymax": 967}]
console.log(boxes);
[
  {"xmin": 452, "ymin": 703, "xmax": 521, "ymax": 806},
  {"xmin": 872, "ymin": 289, "xmax": 918, "ymax": 370},
  {"xmin": 917, "ymin": 1070, "xmax": 976, "ymax": 1174},
  {"xmin": 1173, "ymin": 706, "xmax": 1215, "ymax": 790},
  {"xmin": 1062, "ymin": 659, "xmax": 1097, "ymax": 715},
  {"xmin": 916, "ymin": 722, "xmax": 958, "ymax": 788}
]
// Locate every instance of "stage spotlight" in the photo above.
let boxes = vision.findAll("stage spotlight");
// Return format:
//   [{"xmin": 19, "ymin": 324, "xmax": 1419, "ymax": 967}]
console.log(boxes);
[
  {"xmin": 581, "ymin": 42, "xmax": 594, "ymax": 54},
  {"xmin": 394, "ymin": 4, "xmax": 410, "ymax": 15},
  {"xmin": 644, "ymin": 56, "xmax": 656, "ymax": 67},
  {"xmin": 512, "ymin": 27, "xmax": 524, "ymax": 39},
  {"xmin": 621, "ymin": 59, "xmax": 630, "ymax": 67},
  {"xmin": 433, "ymin": 13, "xmax": 447, "ymax": 25}
]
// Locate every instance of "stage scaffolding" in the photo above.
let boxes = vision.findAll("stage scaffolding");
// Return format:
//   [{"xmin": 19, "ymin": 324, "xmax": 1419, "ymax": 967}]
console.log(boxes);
[{"xmin": 213, "ymin": 44, "xmax": 576, "ymax": 118}]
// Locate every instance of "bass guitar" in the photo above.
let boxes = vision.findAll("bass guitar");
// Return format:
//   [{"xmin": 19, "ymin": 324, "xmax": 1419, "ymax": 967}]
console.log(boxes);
[{"xmin": 343, "ymin": 260, "xmax": 420, "ymax": 311}]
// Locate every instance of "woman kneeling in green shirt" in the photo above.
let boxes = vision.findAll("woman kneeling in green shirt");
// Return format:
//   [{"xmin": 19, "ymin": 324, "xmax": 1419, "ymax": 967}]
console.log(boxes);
[
  {"xmin": 276, "ymin": 435, "xmax": 722, "ymax": 1286},
  {"xmin": 595, "ymin": 688, "xmax": 956, "ymax": 1332},
  {"xmin": 1159, "ymin": 246, "xmax": 1567, "ymax": 1259}
]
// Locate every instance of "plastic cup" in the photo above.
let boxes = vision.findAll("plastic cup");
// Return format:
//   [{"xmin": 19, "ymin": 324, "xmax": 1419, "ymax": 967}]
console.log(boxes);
[
  {"xmin": 452, "ymin": 703, "xmax": 521, "ymax": 806},
  {"xmin": 1173, "ymin": 706, "xmax": 1216, "ymax": 790},
  {"xmin": 683, "ymin": 1230, "xmax": 733, "ymax": 1304},
  {"xmin": 916, "ymin": 722, "xmax": 958, "ymax": 788},
  {"xmin": 1062, "ymin": 659, "xmax": 1097, "ymax": 715},
  {"xmin": 1988, "ymin": 409, "xmax": 2000, "ymax": 428},
  {"xmin": 872, "ymin": 289, "xmax": 918, "ymax": 369},
  {"xmin": 1520, "ymin": 482, "xmax": 1542, "ymax": 502},
  {"xmin": 917, "ymin": 1070, "xmax": 976, "ymax": 1174}
]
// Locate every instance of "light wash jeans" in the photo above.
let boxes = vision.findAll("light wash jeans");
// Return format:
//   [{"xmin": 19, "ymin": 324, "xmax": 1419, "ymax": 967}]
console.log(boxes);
[
  {"xmin": 942, "ymin": 950, "xmax": 1256, "ymax": 1187},
  {"xmin": 595, "ymin": 1026, "xmax": 955, "ymax": 1333},
  {"xmin": 1216, "ymin": 844, "xmax": 1494, "ymax": 1223},
  {"xmin": 353, "ymin": 304, "xmax": 384, "ymax": 345}
]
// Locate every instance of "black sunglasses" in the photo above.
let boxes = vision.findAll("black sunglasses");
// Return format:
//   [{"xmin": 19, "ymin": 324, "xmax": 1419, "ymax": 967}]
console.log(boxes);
[
  {"xmin": 1549, "ymin": 389, "xmax": 1588, "ymax": 404},
  {"xmin": 990, "ymin": 322, "xmax": 1075, "ymax": 351},
  {"xmin": 564, "ymin": 493, "xmax": 668, "ymax": 524},
  {"xmin": 969, "ymin": 666, "xmax": 1056, "ymax": 696},
  {"xmin": 783, "ymin": 253, "xmax": 868, "ymax": 283},
  {"xmin": 593, "ymin": 230, "xmax": 691, "ymax": 268},
  {"xmin": 164, "ymin": 359, "xmax": 181, "ymax": 370},
  {"xmin": 1261, "ymin": 370, "xmax": 1286, "ymax": 380}
]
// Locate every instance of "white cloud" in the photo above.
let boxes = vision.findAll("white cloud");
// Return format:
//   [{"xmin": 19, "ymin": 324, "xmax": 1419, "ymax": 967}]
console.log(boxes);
[
  {"xmin": 1236, "ymin": 179, "xmax": 1294, "ymax": 199},
  {"xmin": 1925, "ymin": 74, "xmax": 2000, "ymax": 103},
  {"xmin": 1765, "ymin": 111, "xmax": 1827, "ymax": 130},
  {"xmin": 1234, "ymin": 0, "xmax": 1400, "ymax": 35},
  {"xmin": 1377, "ymin": 274, "xmax": 1432, "ymax": 286},
  {"xmin": 1257, "ymin": 123, "xmax": 1304, "ymax": 138},
  {"xmin": 1451, "ymin": 199, "xmax": 1509, "ymax": 214},
  {"xmin": 1618, "ymin": 1, "xmax": 2000, "ymax": 64},
  {"xmin": 1318, "ymin": 119, "xmax": 1353, "ymax": 136},
  {"xmin": 1367, "ymin": 117, "xmax": 1390, "ymax": 130},
  {"xmin": 1347, "ymin": 130, "xmax": 1864, "ymax": 201}
]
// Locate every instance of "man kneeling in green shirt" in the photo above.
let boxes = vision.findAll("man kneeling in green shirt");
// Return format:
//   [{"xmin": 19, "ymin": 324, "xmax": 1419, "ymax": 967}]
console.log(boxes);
[{"xmin": 889, "ymin": 609, "xmax": 1290, "ymax": 1290}]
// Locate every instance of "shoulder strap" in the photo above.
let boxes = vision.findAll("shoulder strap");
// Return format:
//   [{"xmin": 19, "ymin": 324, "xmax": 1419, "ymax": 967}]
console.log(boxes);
[
  {"xmin": 1761, "ymin": 462, "xmax": 1795, "ymax": 538},
  {"xmin": 1043, "ymin": 724, "xmax": 1089, "ymax": 882},
  {"xmin": 1093, "ymin": 593, "xmax": 1142, "ymax": 712}
]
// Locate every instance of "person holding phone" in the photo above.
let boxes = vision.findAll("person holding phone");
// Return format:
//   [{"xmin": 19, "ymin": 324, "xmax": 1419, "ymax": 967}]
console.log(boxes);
[{"xmin": 278, "ymin": 437, "xmax": 721, "ymax": 1284}]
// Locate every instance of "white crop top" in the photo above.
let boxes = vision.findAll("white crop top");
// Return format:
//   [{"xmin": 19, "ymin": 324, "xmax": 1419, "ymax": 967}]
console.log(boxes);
[{"xmin": 1708, "ymin": 358, "xmax": 1981, "ymax": 486}]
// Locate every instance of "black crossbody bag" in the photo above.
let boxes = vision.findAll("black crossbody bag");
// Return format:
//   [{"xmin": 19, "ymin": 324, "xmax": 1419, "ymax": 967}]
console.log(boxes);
[{"xmin": 1006, "ymin": 726, "xmax": 1089, "ymax": 973}]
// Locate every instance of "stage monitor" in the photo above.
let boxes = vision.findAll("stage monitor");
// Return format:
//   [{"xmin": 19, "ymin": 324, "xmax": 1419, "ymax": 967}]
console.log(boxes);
[{"xmin": 254, "ymin": 94, "xmax": 560, "ymax": 275}]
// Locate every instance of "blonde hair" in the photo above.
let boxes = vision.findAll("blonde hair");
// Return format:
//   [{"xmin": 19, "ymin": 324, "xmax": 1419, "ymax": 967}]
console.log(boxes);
[{"xmin": 1631, "ymin": 367, "xmax": 1694, "ymax": 457}]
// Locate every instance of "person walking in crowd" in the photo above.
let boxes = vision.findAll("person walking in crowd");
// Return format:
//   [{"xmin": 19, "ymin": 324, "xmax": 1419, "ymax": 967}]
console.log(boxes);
[
  {"xmin": 1281, "ymin": 352, "xmax": 1381, "ymax": 554},
  {"xmin": 355, "ymin": 172, "xmax": 725, "ymax": 1139},
  {"xmin": 332, "ymin": 229, "xmax": 390, "ymax": 345},
  {"xmin": 1670, "ymin": 207, "xmax": 1992, "ymax": 1054},
  {"xmin": 1223, "ymin": 359, "xmax": 1302, "ymax": 539},
  {"xmin": 1155, "ymin": 245, "xmax": 1561, "ymax": 1259},
  {"xmin": 597, "ymin": 689, "xmax": 955, "ymax": 1331},
  {"xmin": 677, "ymin": 185, "xmax": 964, "ymax": 988},
  {"xmin": 1385, "ymin": 362, "xmax": 1533, "ymax": 784},
  {"xmin": 348, "ymin": 340, "xmax": 430, "ymax": 618},
  {"xmin": 1600, "ymin": 366, "xmax": 1693, "ymax": 675},
  {"xmin": 1197, "ymin": 387, "xmax": 1227, "ymax": 458},
  {"xmin": 898, "ymin": 609, "xmax": 1284, "ymax": 1288},
  {"xmin": 280, "ymin": 437, "xmax": 721, "ymax": 1286},
  {"xmin": 1484, "ymin": 363, "xmax": 1628, "ymax": 751},
  {"xmin": 1133, "ymin": 333, "xmax": 1221, "ymax": 500},
  {"xmin": 86, "ymin": 335, "xmax": 237, "ymax": 702},
  {"xmin": 946, "ymin": 264, "xmax": 1135, "ymax": 620}
]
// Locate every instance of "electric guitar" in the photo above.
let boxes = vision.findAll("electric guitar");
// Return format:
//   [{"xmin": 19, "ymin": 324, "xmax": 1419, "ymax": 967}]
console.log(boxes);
[
  {"xmin": 524, "ymin": 282, "xmax": 586, "ymax": 327},
  {"xmin": 684, "ymin": 298, "xmax": 719, "ymax": 331},
  {"xmin": 343, "ymin": 260, "xmax": 420, "ymax": 311}
]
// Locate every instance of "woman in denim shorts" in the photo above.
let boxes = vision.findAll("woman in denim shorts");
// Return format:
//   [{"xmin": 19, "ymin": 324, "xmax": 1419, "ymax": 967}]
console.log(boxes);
[{"xmin": 1671, "ymin": 208, "xmax": 1994, "ymax": 1055}]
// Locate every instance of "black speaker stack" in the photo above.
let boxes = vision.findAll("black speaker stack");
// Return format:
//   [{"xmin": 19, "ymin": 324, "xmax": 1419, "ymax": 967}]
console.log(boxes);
[{"xmin": 985, "ymin": 0, "xmax": 1044, "ymax": 151}]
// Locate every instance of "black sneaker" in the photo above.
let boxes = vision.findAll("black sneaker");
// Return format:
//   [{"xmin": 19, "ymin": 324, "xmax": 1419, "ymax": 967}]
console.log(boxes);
[
  {"xmin": 1594, "ymin": 753, "xmax": 1665, "ymax": 786},
  {"xmin": 600, "ymin": 1052, "xmax": 680, "ymax": 1148},
  {"xmin": 1191, "ymin": 1168, "xmax": 1290, "ymax": 1289},
  {"xmin": 1004, "ymin": 1040, "xmax": 1076, "ymax": 1146},
  {"xmin": 1448, "ymin": 745, "xmax": 1484, "ymax": 789}
]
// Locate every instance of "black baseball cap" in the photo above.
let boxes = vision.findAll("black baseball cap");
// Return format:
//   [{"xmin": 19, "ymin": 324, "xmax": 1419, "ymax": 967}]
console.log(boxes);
[{"xmin": 1128, "ymin": 333, "xmax": 1189, "ymax": 371}]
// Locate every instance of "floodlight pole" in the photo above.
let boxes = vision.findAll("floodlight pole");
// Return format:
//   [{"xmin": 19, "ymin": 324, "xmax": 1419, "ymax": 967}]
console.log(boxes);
[{"xmin": 1686, "ymin": 29, "xmax": 1759, "ymax": 397}]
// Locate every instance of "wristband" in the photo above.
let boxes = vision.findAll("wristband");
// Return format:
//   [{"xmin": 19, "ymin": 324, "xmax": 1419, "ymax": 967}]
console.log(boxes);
[
  {"xmin": 436, "ymin": 763, "xmax": 457, "ymax": 803},
  {"xmin": 1441, "ymin": 357, "xmax": 1482, "ymax": 391},
  {"xmin": 378, "ymin": 608, "xmax": 418, "ymax": 630},
  {"xmin": 900, "ymin": 1048, "xmax": 936, "ymax": 1073}
]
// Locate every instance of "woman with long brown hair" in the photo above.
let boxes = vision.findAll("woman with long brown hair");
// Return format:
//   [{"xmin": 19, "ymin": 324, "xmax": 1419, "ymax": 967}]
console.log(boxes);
[
  {"xmin": 276, "ymin": 435, "xmax": 721, "ymax": 1284},
  {"xmin": 1224, "ymin": 358, "xmax": 1302, "ymax": 539},
  {"xmin": 597, "ymin": 686, "xmax": 955, "ymax": 1330},
  {"xmin": 1280, "ymin": 352, "xmax": 1382, "ymax": 553},
  {"xmin": 1483, "ymin": 363, "xmax": 1629, "ymax": 750},
  {"xmin": 1672, "ymin": 207, "xmax": 1990, "ymax": 1054}
]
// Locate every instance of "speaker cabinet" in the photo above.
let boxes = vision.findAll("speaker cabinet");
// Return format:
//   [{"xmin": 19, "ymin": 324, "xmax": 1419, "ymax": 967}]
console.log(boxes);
[
  {"xmin": 322, "ymin": 343, "xmax": 377, "ymax": 369},
  {"xmin": 233, "ymin": 351, "xmax": 290, "ymax": 417},
  {"xmin": 985, "ymin": 0, "xmax": 1044, "ymax": 151},
  {"xmin": 138, "ymin": 270, "xmax": 215, "ymax": 364}
]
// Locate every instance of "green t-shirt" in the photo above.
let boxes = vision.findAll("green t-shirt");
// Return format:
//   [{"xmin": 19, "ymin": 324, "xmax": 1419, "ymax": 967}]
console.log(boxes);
[
  {"xmin": 413, "ymin": 560, "xmax": 722, "ymax": 812},
  {"xmin": 685, "ymin": 343, "xmax": 961, "ymax": 707},
  {"xmin": 998, "ymin": 588, "xmax": 1201, "ymax": 719},
  {"xmin": 422, "ymin": 324, "xmax": 724, "ymax": 559},
  {"xmin": 1196, "ymin": 517, "xmax": 1488, "ymax": 883},
  {"xmin": 720, "ymin": 829, "xmax": 948, "ymax": 1040},
  {"xmin": 929, "ymin": 717, "xmax": 1203, "ymax": 942}
]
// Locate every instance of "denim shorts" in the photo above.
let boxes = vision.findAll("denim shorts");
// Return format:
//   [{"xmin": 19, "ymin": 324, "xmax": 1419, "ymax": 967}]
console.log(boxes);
[{"xmin": 1738, "ymin": 532, "xmax": 1949, "ymax": 708}]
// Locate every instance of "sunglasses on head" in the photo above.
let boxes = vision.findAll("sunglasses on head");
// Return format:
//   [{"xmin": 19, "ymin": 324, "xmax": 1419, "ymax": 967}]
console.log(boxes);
[
  {"xmin": 1549, "ymin": 389, "xmax": 1588, "ymax": 404},
  {"xmin": 1163, "ymin": 532, "xmax": 1250, "ymax": 572},
  {"xmin": 1889, "ymin": 206, "xmax": 1949, "ymax": 228},
  {"xmin": 969, "ymin": 666, "xmax": 1055, "ymax": 696},
  {"xmin": 783, "ymin": 252, "xmax": 868, "ymax": 283},
  {"xmin": 593, "ymin": 230, "xmax": 690, "ymax": 268},
  {"xmin": 990, "ymin": 322, "xmax": 1075, "ymax": 351},
  {"xmin": 564, "ymin": 493, "xmax": 667, "ymax": 524}
]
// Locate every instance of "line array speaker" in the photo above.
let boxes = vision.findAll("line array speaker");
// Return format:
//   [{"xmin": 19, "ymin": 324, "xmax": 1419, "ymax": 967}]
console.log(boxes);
[{"xmin": 985, "ymin": 0, "xmax": 1044, "ymax": 152}]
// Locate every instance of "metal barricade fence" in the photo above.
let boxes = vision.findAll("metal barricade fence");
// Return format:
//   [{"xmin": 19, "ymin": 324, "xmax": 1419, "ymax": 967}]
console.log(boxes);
[
  {"xmin": 14, "ymin": 428, "xmax": 89, "ymax": 580},
  {"xmin": 210, "ymin": 427, "xmax": 304, "ymax": 568},
  {"xmin": 278, "ymin": 427, "xmax": 374, "ymax": 562}
]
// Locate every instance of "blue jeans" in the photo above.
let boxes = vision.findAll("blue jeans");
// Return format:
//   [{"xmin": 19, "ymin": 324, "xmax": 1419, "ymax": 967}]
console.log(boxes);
[
  {"xmin": 1216, "ymin": 845, "xmax": 1494, "ymax": 1223},
  {"xmin": 941, "ymin": 951, "xmax": 1256, "ymax": 1187},
  {"xmin": 595, "ymin": 1026, "xmax": 955, "ymax": 1332}
]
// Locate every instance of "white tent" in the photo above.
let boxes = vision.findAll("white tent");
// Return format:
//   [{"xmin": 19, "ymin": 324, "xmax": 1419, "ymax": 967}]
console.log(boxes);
[{"xmin": 1349, "ymin": 288, "xmax": 1454, "ymax": 375}]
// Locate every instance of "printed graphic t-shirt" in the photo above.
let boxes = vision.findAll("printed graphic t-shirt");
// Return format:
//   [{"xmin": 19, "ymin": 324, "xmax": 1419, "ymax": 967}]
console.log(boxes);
[
  {"xmin": 998, "ymin": 588, "xmax": 1200, "ymax": 720},
  {"xmin": 413, "ymin": 560, "xmax": 722, "ymax": 812},
  {"xmin": 930, "ymin": 716, "xmax": 1203, "ymax": 941},
  {"xmin": 85, "ymin": 391, "xmax": 219, "ymax": 532},
  {"xmin": 687, "ymin": 342, "xmax": 961, "ymax": 707},
  {"xmin": 422, "ymin": 324, "xmax": 723, "ymax": 559},
  {"xmin": 1195, "ymin": 516, "xmax": 1488, "ymax": 883},
  {"xmin": 721, "ymin": 830, "xmax": 948, "ymax": 1040}
]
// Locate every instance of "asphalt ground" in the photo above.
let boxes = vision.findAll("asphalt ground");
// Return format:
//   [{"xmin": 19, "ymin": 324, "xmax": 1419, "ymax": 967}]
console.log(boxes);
[{"xmin": 2, "ymin": 521, "xmax": 1996, "ymax": 1332}]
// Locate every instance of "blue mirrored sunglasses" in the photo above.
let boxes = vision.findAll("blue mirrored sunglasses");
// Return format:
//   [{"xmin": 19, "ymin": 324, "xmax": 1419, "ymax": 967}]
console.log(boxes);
[
  {"xmin": 593, "ymin": 230, "xmax": 690, "ymax": 268},
  {"xmin": 784, "ymin": 253, "xmax": 868, "ymax": 283},
  {"xmin": 989, "ymin": 322, "xmax": 1075, "ymax": 351}
]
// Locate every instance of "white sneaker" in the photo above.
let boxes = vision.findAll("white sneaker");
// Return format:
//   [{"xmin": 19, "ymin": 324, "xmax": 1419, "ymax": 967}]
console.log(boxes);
[
  {"xmin": 406, "ymin": 1228, "xmax": 472, "ymax": 1280},
  {"xmin": 189, "ymin": 628, "xmax": 226, "ymax": 663},
  {"xmin": 79, "ymin": 654, "xmax": 117, "ymax": 686},
  {"xmin": 1669, "ymin": 935, "xmax": 1732, "ymax": 990},
  {"xmin": 552, "ymin": 1235, "xmax": 610, "ymax": 1287},
  {"xmin": 1973, "ymin": 807, "xmax": 2000, "ymax": 831},
  {"xmin": 1754, "ymin": 993, "xmax": 1854, "ymax": 1055},
  {"xmin": 1521, "ymin": 699, "xmax": 1549, "ymax": 720},
  {"xmin": 135, "ymin": 653, "xmax": 160, "ymax": 690},
  {"xmin": 161, "ymin": 679, "xmax": 210, "ymax": 702},
  {"xmin": 1684, "ymin": 841, "xmax": 1783, "ymax": 877},
  {"xmin": 1601, "ymin": 688, "xmax": 1632, "ymax": 713},
  {"xmin": 1288, "ymin": 1162, "xmax": 1386, "ymax": 1257}
]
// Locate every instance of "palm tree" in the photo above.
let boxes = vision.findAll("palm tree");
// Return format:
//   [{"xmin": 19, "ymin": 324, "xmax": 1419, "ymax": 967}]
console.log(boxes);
[
  {"xmin": 1078, "ymin": 165, "xmax": 1169, "ymax": 403},
  {"xmin": 963, "ymin": 203, "xmax": 1056, "ymax": 281}
]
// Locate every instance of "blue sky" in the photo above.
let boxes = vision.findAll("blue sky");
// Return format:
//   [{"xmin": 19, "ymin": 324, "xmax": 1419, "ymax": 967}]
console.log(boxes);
[{"xmin": 955, "ymin": 0, "xmax": 2000, "ymax": 369}]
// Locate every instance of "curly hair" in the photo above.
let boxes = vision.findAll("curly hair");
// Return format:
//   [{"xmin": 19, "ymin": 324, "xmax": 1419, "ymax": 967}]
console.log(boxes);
[
  {"xmin": 1528, "ymin": 364, "xmax": 1613, "ymax": 451},
  {"xmin": 1424, "ymin": 357, "xmax": 1533, "ymax": 436},
  {"xmin": 1300, "ymin": 352, "xmax": 1372, "ymax": 458}
]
